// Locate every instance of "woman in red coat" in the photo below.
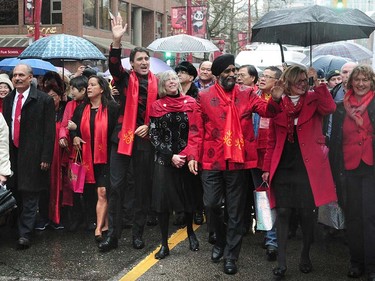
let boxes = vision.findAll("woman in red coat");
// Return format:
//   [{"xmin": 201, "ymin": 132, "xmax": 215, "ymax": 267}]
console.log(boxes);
[
  {"xmin": 262, "ymin": 65, "xmax": 337, "ymax": 278},
  {"xmin": 329, "ymin": 65, "xmax": 375, "ymax": 281}
]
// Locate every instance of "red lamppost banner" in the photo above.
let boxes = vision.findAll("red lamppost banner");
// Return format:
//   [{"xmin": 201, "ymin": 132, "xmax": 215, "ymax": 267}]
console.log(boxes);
[
  {"xmin": 171, "ymin": 7, "xmax": 187, "ymax": 33},
  {"xmin": 191, "ymin": 6, "xmax": 207, "ymax": 38},
  {"xmin": 238, "ymin": 32, "xmax": 248, "ymax": 50},
  {"xmin": 24, "ymin": 0, "xmax": 34, "ymax": 24},
  {"xmin": 171, "ymin": 6, "xmax": 207, "ymax": 38}
]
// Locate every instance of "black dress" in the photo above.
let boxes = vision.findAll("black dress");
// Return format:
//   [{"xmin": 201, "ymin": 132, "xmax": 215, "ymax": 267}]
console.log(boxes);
[
  {"xmin": 149, "ymin": 109, "xmax": 194, "ymax": 213},
  {"xmin": 272, "ymin": 126, "xmax": 316, "ymax": 209}
]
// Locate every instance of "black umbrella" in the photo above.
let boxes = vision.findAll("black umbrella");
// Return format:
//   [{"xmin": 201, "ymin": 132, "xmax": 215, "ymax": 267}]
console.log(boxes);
[{"xmin": 251, "ymin": 5, "xmax": 375, "ymax": 65}]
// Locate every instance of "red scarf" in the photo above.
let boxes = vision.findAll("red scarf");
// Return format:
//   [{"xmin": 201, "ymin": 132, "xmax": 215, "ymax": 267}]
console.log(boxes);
[
  {"xmin": 215, "ymin": 83, "xmax": 244, "ymax": 163},
  {"xmin": 149, "ymin": 93, "xmax": 196, "ymax": 117},
  {"xmin": 117, "ymin": 71, "xmax": 158, "ymax": 155},
  {"xmin": 281, "ymin": 94, "xmax": 305, "ymax": 143},
  {"xmin": 81, "ymin": 104, "xmax": 108, "ymax": 183},
  {"xmin": 344, "ymin": 89, "xmax": 375, "ymax": 128}
]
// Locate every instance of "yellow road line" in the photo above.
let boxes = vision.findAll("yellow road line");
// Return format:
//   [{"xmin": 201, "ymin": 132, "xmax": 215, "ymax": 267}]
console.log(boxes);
[{"xmin": 119, "ymin": 224, "xmax": 200, "ymax": 281}]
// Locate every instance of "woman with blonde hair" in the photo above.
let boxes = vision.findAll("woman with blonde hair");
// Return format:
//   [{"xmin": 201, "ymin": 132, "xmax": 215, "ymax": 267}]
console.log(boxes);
[
  {"xmin": 149, "ymin": 70, "xmax": 199, "ymax": 259},
  {"xmin": 262, "ymin": 65, "xmax": 337, "ymax": 278},
  {"xmin": 330, "ymin": 65, "xmax": 375, "ymax": 281}
]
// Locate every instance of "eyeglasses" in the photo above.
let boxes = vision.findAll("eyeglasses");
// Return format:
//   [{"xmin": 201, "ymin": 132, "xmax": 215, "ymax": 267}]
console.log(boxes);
[
  {"xmin": 260, "ymin": 74, "xmax": 276, "ymax": 80},
  {"xmin": 295, "ymin": 79, "xmax": 308, "ymax": 85},
  {"xmin": 223, "ymin": 67, "xmax": 237, "ymax": 74}
]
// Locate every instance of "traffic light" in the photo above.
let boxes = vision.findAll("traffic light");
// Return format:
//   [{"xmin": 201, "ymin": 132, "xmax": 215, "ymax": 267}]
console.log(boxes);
[
  {"xmin": 165, "ymin": 52, "xmax": 174, "ymax": 66},
  {"xmin": 332, "ymin": 0, "xmax": 347, "ymax": 8}
]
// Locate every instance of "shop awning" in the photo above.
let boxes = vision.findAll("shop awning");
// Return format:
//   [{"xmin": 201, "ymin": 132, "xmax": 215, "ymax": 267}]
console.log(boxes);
[
  {"xmin": 0, "ymin": 35, "xmax": 30, "ymax": 57},
  {"xmin": 83, "ymin": 35, "xmax": 136, "ymax": 51}
]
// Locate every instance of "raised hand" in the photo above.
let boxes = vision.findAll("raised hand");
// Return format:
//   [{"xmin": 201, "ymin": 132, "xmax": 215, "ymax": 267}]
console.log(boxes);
[
  {"xmin": 271, "ymin": 79, "xmax": 284, "ymax": 102},
  {"xmin": 110, "ymin": 12, "xmax": 127, "ymax": 48}
]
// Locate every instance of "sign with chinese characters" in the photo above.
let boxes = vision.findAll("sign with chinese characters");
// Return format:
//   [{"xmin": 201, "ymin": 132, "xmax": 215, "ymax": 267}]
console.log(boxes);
[{"xmin": 27, "ymin": 25, "xmax": 57, "ymax": 37}]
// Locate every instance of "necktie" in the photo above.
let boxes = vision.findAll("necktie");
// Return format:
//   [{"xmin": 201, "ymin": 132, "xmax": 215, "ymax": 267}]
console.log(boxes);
[{"xmin": 13, "ymin": 93, "xmax": 23, "ymax": 148}]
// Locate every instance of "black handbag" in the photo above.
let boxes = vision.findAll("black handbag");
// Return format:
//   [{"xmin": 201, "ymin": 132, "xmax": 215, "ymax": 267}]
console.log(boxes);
[{"xmin": 0, "ymin": 184, "xmax": 17, "ymax": 217}]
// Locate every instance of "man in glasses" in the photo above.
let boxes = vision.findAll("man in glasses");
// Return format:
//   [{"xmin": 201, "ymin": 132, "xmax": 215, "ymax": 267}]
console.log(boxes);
[
  {"xmin": 186, "ymin": 54, "xmax": 282, "ymax": 275},
  {"xmin": 253, "ymin": 66, "xmax": 282, "ymax": 262}
]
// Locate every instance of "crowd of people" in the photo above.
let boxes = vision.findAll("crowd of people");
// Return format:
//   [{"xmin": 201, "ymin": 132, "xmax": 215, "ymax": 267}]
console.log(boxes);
[{"xmin": 0, "ymin": 13, "xmax": 374, "ymax": 281}]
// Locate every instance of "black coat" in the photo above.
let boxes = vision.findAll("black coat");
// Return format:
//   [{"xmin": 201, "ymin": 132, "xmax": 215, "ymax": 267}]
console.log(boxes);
[
  {"xmin": 3, "ymin": 85, "xmax": 56, "ymax": 192},
  {"xmin": 329, "ymin": 97, "xmax": 375, "ymax": 205}
]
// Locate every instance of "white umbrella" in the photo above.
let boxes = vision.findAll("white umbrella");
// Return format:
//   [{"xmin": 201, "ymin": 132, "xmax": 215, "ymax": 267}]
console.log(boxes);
[
  {"xmin": 147, "ymin": 34, "xmax": 219, "ymax": 53},
  {"xmin": 235, "ymin": 50, "xmax": 306, "ymax": 69},
  {"xmin": 312, "ymin": 41, "xmax": 372, "ymax": 62}
]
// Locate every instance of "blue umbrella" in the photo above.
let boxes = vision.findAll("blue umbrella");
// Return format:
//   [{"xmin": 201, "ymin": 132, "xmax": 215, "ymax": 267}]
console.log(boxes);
[
  {"xmin": 18, "ymin": 34, "xmax": 106, "ymax": 61},
  {"xmin": 303, "ymin": 55, "xmax": 351, "ymax": 75},
  {"xmin": 0, "ymin": 58, "xmax": 57, "ymax": 75}
]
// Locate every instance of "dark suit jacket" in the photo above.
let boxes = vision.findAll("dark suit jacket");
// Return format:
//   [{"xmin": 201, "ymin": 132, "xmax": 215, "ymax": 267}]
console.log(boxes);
[{"xmin": 3, "ymin": 85, "xmax": 55, "ymax": 192}]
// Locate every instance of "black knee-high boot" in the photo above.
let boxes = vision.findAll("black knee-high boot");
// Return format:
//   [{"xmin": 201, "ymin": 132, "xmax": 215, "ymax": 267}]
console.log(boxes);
[
  {"xmin": 298, "ymin": 208, "xmax": 316, "ymax": 271},
  {"xmin": 157, "ymin": 212, "xmax": 169, "ymax": 246},
  {"xmin": 155, "ymin": 212, "xmax": 170, "ymax": 259},
  {"xmin": 185, "ymin": 212, "xmax": 194, "ymax": 236},
  {"xmin": 185, "ymin": 212, "xmax": 199, "ymax": 251},
  {"xmin": 276, "ymin": 207, "xmax": 292, "ymax": 269}
]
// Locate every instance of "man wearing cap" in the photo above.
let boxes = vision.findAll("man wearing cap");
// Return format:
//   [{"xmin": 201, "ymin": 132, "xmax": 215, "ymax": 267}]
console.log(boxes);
[
  {"xmin": 171, "ymin": 61, "xmax": 201, "ymax": 227},
  {"xmin": 175, "ymin": 61, "xmax": 199, "ymax": 98},
  {"xmin": 187, "ymin": 54, "xmax": 282, "ymax": 275},
  {"xmin": 326, "ymin": 69, "xmax": 342, "ymax": 91},
  {"xmin": 316, "ymin": 69, "xmax": 326, "ymax": 85}
]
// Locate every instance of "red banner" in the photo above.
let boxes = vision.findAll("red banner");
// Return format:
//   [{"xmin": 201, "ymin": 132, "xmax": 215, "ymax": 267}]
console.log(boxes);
[
  {"xmin": 171, "ymin": 6, "xmax": 207, "ymax": 38},
  {"xmin": 24, "ymin": 0, "xmax": 34, "ymax": 25},
  {"xmin": 238, "ymin": 32, "xmax": 248, "ymax": 49},
  {"xmin": 191, "ymin": 6, "xmax": 207, "ymax": 38},
  {"xmin": 171, "ymin": 7, "xmax": 187, "ymax": 34},
  {"xmin": 0, "ymin": 48, "xmax": 25, "ymax": 57}
]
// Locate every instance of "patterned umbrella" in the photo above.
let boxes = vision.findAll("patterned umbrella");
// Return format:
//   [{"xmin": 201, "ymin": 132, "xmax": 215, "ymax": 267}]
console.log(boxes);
[
  {"xmin": 312, "ymin": 42, "xmax": 372, "ymax": 62},
  {"xmin": 0, "ymin": 57, "xmax": 57, "ymax": 75},
  {"xmin": 147, "ymin": 34, "xmax": 219, "ymax": 53},
  {"xmin": 18, "ymin": 34, "xmax": 106, "ymax": 60}
]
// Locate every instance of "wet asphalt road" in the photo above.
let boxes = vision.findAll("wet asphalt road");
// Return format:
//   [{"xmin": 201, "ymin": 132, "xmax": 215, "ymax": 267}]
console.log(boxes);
[{"xmin": 0, "ymin": 220, "xmax": 368, "ymax": 281}]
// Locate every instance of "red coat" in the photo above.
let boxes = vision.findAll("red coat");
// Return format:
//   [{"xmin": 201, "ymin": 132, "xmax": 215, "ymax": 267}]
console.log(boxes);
[
  {"xmin": 263, "ymin": 84, "xmax": 337, "ymax": 208},
  {"xmin": 186, "ymin": 84, "xmax": 281, "ymax": 170}
]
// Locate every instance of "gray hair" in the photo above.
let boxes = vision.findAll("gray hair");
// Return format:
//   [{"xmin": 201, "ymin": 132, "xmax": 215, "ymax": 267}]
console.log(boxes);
[{"xmin": 158, "ymin": 70, "xmax": 182, "ymax": 98}]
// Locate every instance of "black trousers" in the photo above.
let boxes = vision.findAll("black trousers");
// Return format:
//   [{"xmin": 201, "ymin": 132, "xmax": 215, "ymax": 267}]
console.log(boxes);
[
  {"xmin": 201, "ymin": 169, "xmax": 247, "ymax": 261},
  {"xmin": 345, "ymin": 164, "xmax": 375, "ymax": 274},
  {"xmin": 18, "ymin": 191, "xmax": 40, "ymax": 239},
  {"xmin": 108, "ymin": 138, "xmax": 154, "ymax": 239}
]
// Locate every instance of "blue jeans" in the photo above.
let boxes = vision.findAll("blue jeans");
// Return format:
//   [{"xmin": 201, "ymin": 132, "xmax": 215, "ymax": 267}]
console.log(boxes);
[{"xmin": 265, "ymin": 226, "xmax": 278, "ymax": 248}]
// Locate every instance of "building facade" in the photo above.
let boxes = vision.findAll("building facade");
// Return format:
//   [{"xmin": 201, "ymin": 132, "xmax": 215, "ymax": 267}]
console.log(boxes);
[{"xmin": 0, "ymin": 0, "xmax": 183, "ymax": 69}]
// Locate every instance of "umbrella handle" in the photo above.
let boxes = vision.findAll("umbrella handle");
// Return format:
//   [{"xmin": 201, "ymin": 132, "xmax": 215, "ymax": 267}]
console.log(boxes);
[{"xmin": 277, "ymin": 39, "xmax": 285, "ymax": 65}]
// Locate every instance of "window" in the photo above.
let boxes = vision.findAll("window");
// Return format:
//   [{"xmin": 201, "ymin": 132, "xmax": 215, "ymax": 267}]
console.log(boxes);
[
  {"xmin": 84, "ymin": 0, "xmax": 97, "ymax": 27},
  {"xmin": 118, "ymin": 0, "xmax": 129, "ymax": 32},
  {"xmin": 99, "ymin": 0, "xmax": 111, "ymax": 30},
  {"xmin": 0, "ymin": 0, "xmax": 18, "ymax": 25},
  {"xmin": 41, "ymin": 0, "xmax": 62, "ymax": 24}
]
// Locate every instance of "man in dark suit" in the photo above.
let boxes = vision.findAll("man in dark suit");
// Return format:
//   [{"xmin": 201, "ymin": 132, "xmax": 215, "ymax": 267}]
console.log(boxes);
[{"xmin": 3, "ymin": 63, "xmax": 55, "ymax": 249}]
